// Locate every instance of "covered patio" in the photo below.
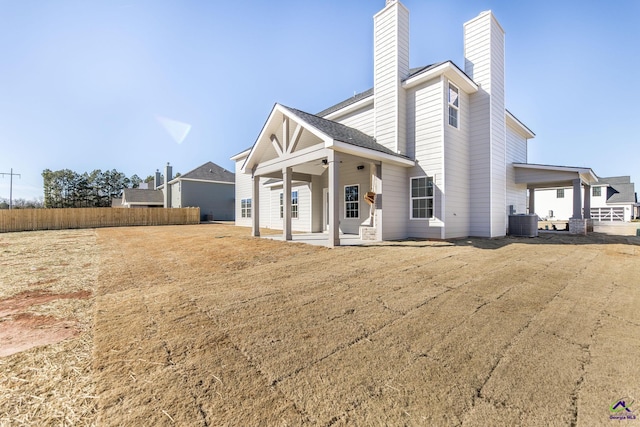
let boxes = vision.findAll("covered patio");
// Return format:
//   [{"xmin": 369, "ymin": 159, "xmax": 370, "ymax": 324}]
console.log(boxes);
[
  {"xmin": 240, "ymin": 104, "xmax": 414, "ymax": 247},
  {"xmin": 514, "ymin": 163, "xmax": 599, "ymax": 234}
]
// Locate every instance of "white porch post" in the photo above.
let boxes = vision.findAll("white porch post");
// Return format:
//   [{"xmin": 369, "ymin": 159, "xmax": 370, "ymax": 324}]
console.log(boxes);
[
  {"xmin": 528, "ymin": 188, "xmax": 535, "ymax": 216},
  {"xmin": 583, "ymin": 184, "xmax": 591, "ymax": 219},
  {"xmin": 328, "ymin": 151, "xmax": 340, "ymax": 247},
  {"xmin": 283, "ymin": 167, "xmax": 292, "ymax": 241},
  {"xmin": 571, "ymin": 179, "xmax": 583, "ymax": 219},
  {"xmin": 251, "ymin": 174, "xmax": 260, "ymax": 237}
]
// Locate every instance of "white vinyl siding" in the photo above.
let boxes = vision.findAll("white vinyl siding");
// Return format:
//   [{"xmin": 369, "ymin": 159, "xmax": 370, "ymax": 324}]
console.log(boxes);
[
  {"xmin": 406, "ymin": 78, "xmax": 444, "ymax": 239},
  {"xmin": 373, "ymin": 1, "xmax": 409, "ymax": 154},
  {"xmin": 234, "ymin": 157, "xmax": 253, "ymax": 226},
  {"xmin": 268, "ymin": 184, "xmax": 310, "ymax": 231},
  {"xmin": 505, "ymin": 124, "xmax": 528, "ymax": 215},
  {"xmin": 380, "ymin": 163, "xmax": 408, "ymax": 240},
  {"xmin": 336, "ymin": 155, "xmax": 373, "ymax": 234},
  {"xmin": 534, "ymin": 187, "xmax": 575, "ymax": 221},
  {"xmin": 333, "ymin": 104, "xmax": 375, "ymax": 136},
  {"xmin": 444, "ymin": 86, "xmax": 471, "ymax": 238},
  {"xmin": 464, "ymin": 11, "xmax": 506, "ymax": 237}
]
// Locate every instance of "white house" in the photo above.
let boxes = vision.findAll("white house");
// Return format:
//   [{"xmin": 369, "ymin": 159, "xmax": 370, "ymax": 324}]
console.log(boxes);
[
  {"xmin": 232, "ymin": 0, "xmax": 597, "ymax": 245},
  {"xmin": 535, "ymin": 175, "xmax": 637, "ymax": 222}
]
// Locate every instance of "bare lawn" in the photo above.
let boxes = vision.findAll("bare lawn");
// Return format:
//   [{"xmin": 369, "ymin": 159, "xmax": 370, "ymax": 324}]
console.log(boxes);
[{"xmin": 1, "ymin": 224, "xmax": 639, "ymax": 426}]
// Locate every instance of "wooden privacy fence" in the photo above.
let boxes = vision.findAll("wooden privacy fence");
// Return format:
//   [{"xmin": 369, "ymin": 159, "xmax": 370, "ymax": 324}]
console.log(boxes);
[{"xmin": 0, "ymin": 208, "xmax": 200, "ymax": 233}]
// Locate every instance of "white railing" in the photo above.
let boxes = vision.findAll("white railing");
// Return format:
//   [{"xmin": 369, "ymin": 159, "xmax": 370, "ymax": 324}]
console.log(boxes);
[{"xmin": 590, "ymin": 207, "xmax": 624, "ymax": 222}]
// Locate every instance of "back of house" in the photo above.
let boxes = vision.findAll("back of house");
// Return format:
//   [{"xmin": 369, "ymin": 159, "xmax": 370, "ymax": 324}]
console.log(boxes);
[{"xmin": 232, "ymin": 0, "xmax": 536, "ymax": 244}]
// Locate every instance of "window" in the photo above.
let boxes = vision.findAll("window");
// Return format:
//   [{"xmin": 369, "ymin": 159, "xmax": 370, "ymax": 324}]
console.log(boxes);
[
  {"xmin": 241, "ymin": 198, "xmax": 252, "ymax": 218},
  {"xmin": 279, "ymin": 191, "xmax": 299, "ymax": 219},
  {"xmin": 448, "ymin": 82, "xmax": 459, "ymax": 128},
  {"xmin": 291, "ymin": 191, "xmax": 298, "ymax": 219},
  {"xmin": 557, "ymin": 189, "xmax": 564, "ymax": 198},
  {"xmin": 593, "ymin": 186, "xmax": 601, "ymax": 197},
  {"xmin": 411, "ymin": 176, "xmax": 434, "ymax": 219},
  {"xmin": 345, "ymin": 185, "xmax": 359, "ymax": 218}
]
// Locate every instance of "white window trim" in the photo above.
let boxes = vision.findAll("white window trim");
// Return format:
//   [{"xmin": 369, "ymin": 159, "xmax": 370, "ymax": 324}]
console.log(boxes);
[
  {"xmin": 241, "ymin": 198, "xmax": 252, "ymax": 218},
  {"xmin": 409, "ymin": 176, "xmax": 434, "ymax": 220},
  {"xmin": 291, "ymin": 190, "xmax": 298, "ymax": 219},
  {"xmin": 448, "ymin": 81, "xmax": 459, "ymax": 129},
  {"xmin": 592, "ymin": 186, "xmax": 602, "ymax": 197},
  {"xmin": 279, "ymin": 190, "xmax": 299, "ymax": 219},
  {"xmin": 344, "ymin": 184, "xmax": 359, "ymax": 219}
]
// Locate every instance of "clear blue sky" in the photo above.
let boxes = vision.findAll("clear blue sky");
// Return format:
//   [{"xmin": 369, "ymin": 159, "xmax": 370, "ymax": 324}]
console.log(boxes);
[{"xmin": 1, "ymin": 0, "xmax": 639, "ymax": 201}]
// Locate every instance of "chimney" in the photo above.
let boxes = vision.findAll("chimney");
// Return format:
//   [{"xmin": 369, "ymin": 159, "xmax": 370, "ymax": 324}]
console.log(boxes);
[
  {"xmin": 164, "ymin": 162, "xmax": 172, "ymax": 208},
  {"xmin": 154, "ymin": 169, "xmax": 161, "ymax": 190},
  {"xmin": 373, "ymin": 0, "xmax": 410, "ymax": 155},
  {"xmin": 464, "ymin": 11, "xmax": 507, "ymax": 237}
]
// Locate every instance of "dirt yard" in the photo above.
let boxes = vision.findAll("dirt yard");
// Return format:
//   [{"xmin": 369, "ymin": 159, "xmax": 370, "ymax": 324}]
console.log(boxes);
[{"xmin": 1, "ymin": 224, "xmax": 639, "ymax": 426}]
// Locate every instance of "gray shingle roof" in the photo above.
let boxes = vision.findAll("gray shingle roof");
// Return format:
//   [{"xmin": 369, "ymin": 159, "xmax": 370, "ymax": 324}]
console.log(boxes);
[
  {"xmin": 598, "ymin": 176, "xmax": 637, "ymax": 204},
  {"xmin": 179, "ymin": 161, "xmax": 234, "ymax": 183},
  {"xmin": 317, "ymin": 62, "xmax": 451, "ymax": 118},
  {"xmin": 316, "ymin": 88, "xmax": 374, "ymax": 117},
  {"xmin": 281, "ymin": 105, "xmax": 408, "ymax": 159},
  {"xmin": 123, "ymin": 188, "xmax": 164, "ymax": 204},
  {"xmin": 599, "ymin": 176, "xmax": 631, "ymax": 185},
  {"xmin": 606, "ymin": 183, "xmax": 636, "ymax": 204}
]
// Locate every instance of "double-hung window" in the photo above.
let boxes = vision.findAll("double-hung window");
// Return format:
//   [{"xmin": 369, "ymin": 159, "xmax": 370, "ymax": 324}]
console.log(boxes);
[
  {"xmin": 592, "ymin": 186, "xmax": 601, "ymax": 197},
  {"xmin": 410, "ymin": 176, "xmax": 434, "ymax": 219},
  {"xmin": 241, "ymin": 198, "xmax": 252, "ymax": 218},
  {"xmin": 344, "ymin": 185, "xmax": 359, "ymax": 218},
  {"xmin": 291, "ymin": 191, "xmax": 298, "ymax": 219},
  {"xmin": 448, "ymin": 82, "xmax": 459, "ymax": 128},
  {"xmin": 557, "ymin": 189, "xmax": 564, "ymax": 199},
  {"xmin": 279, "ymin": 191, "xmax": 299, "ymax": 219}
]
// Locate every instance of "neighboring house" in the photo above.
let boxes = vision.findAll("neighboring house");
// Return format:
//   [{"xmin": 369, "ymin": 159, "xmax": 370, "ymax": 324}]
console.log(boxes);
[
  {"xmin": 155, "ymin": 161, "xmax": 235, "ymax": 221},
  {"xmin": 232, "ymin": 0, "xmax": 596, "ymax": 245},
  {"xmin": 535, "ymin": 176, "xmax": 638, "ymax": 222},
  {"xmin": 120, "ymin": 188, "xmax": 164, "ymax": 208}
]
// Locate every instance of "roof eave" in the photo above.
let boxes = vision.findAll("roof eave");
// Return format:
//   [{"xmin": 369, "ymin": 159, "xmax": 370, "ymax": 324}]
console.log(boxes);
[
  {"xmin": 230, "ymin": 148, "xmax": 251, "ymax": 161},
  {"xmin": 403, "ymin": 62, "xmax": 478, "ymax": 93},
  {"xmin": 329, "ymin": 140, "xmax": 415, "ymax": 167},
  {"xmin": 506, "ymin": 110, "xmax": 535, "ymax": 139},
  {"xmin": 514, "ymin": 163, "xmax": 599, "ymax": 185},
  {"xmin": 323, "ymin": 96, "xmax": 374, "ymax": 121}
]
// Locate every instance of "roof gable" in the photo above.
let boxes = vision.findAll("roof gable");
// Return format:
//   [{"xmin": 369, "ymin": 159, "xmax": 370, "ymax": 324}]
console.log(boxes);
[
  {"xmin": 282, "ymin": 106, "xmax": 403, "ymax": 158},
  {"xmin": 242, "ymin": 103, "xmax": 411, "ymax": 173},
  {"xmin": 176, "ymin": 161, "xmax": 234, "ymax": 183}
]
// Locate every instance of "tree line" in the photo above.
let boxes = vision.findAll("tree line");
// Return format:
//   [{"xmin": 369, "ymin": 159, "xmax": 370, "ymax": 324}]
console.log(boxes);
[{"xmin": 41, "ymin": 169, "xmax": 149, "ymax": 208}]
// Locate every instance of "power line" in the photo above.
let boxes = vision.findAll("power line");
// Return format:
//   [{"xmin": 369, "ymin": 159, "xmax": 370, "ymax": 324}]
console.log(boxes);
[{"xmin": 0, "ymin": 168, "xmax": 21, "ymax": 209}]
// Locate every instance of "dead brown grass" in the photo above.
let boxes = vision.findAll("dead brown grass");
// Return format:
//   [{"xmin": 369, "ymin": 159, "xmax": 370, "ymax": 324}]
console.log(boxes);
[
  {"xmin": 0, "ymin": 229, "xmax": 97, "ymax": 426},
  {"xmin": 1, "ymin": 224, "xmax": 639, "ymax": 426}
]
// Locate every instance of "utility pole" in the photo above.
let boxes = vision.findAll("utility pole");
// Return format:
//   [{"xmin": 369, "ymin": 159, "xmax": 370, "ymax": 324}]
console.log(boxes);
[{"xmin": 0, "ymin": 168, "xmax": 21, "ymax": 209}]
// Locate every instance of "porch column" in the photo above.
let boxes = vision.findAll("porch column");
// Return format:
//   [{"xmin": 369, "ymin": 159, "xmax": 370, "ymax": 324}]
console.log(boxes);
[
  {"xmin": 528, "ymin": 188, "xmax": 535, "ymax": 216},
  {"xmin": 328, "ymin": 150, "xmax": 340, "ymax": 247},
  {"xmin": 583, "ymin": 184, "xmax": 591, "ymax": 219},
  {"xmin": 571, "ymin": 178, "xmax": 583, "ymax": 219},
  {"xmin": 251, "ymin": 174, "xmax": 260, "ymax": 237},
  {"xmin": 283, "ymin": 167, "xmax": 292, "ymax": 241}
]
